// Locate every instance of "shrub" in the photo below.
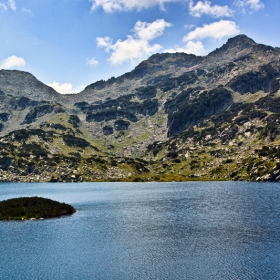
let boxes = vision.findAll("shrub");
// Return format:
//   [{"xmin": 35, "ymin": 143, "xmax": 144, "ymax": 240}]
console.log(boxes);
[
  {"xmin": 0, "ymin": 197, "xmax": 76, "ymax": 220},
  {"xmin": 62, "ymin": 134, "xmax": 91, "ymax": 148}
]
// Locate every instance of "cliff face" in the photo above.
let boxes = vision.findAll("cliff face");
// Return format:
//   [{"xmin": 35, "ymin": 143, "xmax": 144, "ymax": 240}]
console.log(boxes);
[{"xmin": 1, "ymin": 34, "xmax": 280, "ymax": 182}]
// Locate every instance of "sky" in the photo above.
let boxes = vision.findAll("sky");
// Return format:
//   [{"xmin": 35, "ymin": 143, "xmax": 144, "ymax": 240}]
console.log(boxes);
[{"xmin": 0, "ymin": 0, "xmax": 279, "ymax": 94}]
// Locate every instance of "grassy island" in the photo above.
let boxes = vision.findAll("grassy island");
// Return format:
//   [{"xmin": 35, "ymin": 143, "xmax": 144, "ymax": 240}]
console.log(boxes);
[{"xmin": 0, "ymin": 196, "xmax": 76, "ymax": 220}]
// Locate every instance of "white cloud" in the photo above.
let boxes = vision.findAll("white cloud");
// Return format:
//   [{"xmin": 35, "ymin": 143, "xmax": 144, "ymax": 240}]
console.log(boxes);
[
  {"xmin": 183, "ymin": 20, "xmax": 240, "ymax": 42},
  {"xmin": 184, "ymin": 24, "xmax": 196, "ymax": 30},
  {"xmin": 165, "ymin": 41, "xmax": 206, "ymax": 56},
  {"xmin": 166, "ymin": 19, "xmax": 239, "ymax": 57},
  {"xmin": 90, "ymin": 0, "xmax": 179, "ymax": 13},
  {"xmin": 22, "ymin": 8, "xmax": 32, "ymax": 14},
  {"xmin": 0, "ymin": 0, "xmax": 16, "ymax": 12},
  {"xmin": 87, "ymin": 57, "xmax": 99, "ymax": 67},
  {"xmin": 47, "ymin": 82, "xmax": 85, "ymax": 94},
  {"xmin": 106, "ymin": 38, "xmax": 162, "ymax": 65},
  {"xmin": 0, "ymin": 3, "xmax": 8, "ymax": 12},
  {"xmin": 96, "ymin": 36, "xmax": 113, "ymax": 52},
  {"xmin": 134, "ymin": 20, "xmax": 172, "ymax": 41},
  {"xmin": 97, "ymin": 19, "xmax": 171, "ymax": 65},
  {"xmin": 234, "ymin": 0, "xmax": 264, "ymax": 12},
  {"xmin": 8, "ymin": 0, "xmax": 16, "ymax": 11},
  {"xmin": 189, "ymin": 0, "xmax": 233, "ymax": 18},
  {"xmin": 0, "ymin": 55, "xmax": 26, "ymax": 69}
]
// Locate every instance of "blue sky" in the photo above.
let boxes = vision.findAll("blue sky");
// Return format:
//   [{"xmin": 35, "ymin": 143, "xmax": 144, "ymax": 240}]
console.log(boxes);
[{"xmin": 0, "ymin": 0, "xmax": 278, "ymax": 94}]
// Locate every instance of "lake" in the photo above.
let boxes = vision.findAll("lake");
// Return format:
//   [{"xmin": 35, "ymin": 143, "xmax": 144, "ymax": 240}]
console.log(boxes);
[{"xmin": 0, "ymin": 181, "xmax": 280, "ymax": 279}]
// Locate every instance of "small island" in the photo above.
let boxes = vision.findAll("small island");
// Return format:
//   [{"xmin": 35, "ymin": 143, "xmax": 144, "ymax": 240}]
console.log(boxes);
[{"xmin": 0, "ymin": 196, "xmax": 76, "ymax": 220}]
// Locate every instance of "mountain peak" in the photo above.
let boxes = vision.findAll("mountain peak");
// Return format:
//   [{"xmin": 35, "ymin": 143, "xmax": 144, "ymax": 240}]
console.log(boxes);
[
  {"xmin": 207, "ymin": 34, "xmax": 259, "ymax": 61},
  {"xmin": 212, "ymin": 34, "xmax": 256, "ymax": 52},
  {"xmin": 225, "ymin": 34, "xmax": 256, "ymax": 48},
  {"xmin": 227, "ymin": 34, "xmax": 255, "ymax": 42},
  {"xmin": 0, "ymin": 69, "xmax": 59, "ymax": 101}
]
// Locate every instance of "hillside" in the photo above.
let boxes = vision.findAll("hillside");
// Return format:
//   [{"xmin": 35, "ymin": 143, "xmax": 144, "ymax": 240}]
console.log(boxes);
[{"xmin": 1, "ymin": 34, "xmax": 280, "ymax": 182}]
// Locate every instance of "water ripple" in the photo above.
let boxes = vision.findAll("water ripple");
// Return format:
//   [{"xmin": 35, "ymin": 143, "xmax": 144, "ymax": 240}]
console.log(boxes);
[{"xmin": 1, "ymin": 182, "xmax": 280, "ymax": 279}]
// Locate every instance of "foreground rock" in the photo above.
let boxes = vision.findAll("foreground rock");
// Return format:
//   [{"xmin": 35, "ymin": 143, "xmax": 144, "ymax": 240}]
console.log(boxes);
[{"xmin": 0, "ymin": 196, "xmax": 76, "ymax": 220}]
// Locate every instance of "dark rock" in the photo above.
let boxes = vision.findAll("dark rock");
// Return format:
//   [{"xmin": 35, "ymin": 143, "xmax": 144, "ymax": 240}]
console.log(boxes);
[
  {"xmin": 136, "ymin": 86, "xmax": 157, "ymax": 100},
  {"xmin": 62, "ymin": 134, "xmax": 91, "ymax": 148},
  {"xmin": 230, "ymin": 171, "xmax": 238, "ymax": 177},
  {"xmin": 0, "ymin": 157, "xmax": 12, "ymax": 171},
  {"xmin": 68, "ymin": 115, "xmax": 81, "ymax": 128},
  {"xmin": 86, "ymin": 109, "xmax": 138, "ymax": 122},
  {"xmin": 114, "ymin": 120, "xmax": 130, "ymax": 130},
  {"xmin": 0, "ymin": 113, "xmax": 9, "ymax": 122},
  {"xmin": 23, "ymin": 104, "xmax": 54, "ymax": 124},
  {"xmin": 103, "ymin": 126, "xmax": 114, "ymax": 135},
  {"xmin": 74, "ymin": 101, "xmax": 90, "ymax": 113},
  {"xmin": 167, "ymin": 87, "xmax": 233, "ymax": 137},
  {"xmin": 228, "ymin": 65, "xmax": 279, "ymax": 94}
]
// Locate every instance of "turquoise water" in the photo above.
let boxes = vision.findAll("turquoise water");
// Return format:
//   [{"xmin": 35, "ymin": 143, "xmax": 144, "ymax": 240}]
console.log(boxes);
[{"xmin": 0, "ymin": 181, "xmax": 280, "ymax": 279}]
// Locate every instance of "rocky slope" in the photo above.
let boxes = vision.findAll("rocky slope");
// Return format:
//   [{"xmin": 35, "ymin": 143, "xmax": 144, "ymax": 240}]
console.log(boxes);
[{"xmin": 1, "ymin": 34, "xmax": 280, "ymax": 182}]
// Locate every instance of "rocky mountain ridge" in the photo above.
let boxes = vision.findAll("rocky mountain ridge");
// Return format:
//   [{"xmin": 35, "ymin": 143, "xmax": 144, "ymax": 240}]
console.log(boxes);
[{"xmin": 1, "ymin": 34, "xmax": 280, "ymax": 182}]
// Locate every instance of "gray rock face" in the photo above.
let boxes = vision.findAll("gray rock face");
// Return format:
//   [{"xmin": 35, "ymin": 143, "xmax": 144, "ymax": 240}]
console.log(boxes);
[
  {"xmin": 165, "ymin": 87, "xmax": 233, "ymax": 136},
  {"xmin": 0, "ymin": 70, "xmax": 59, "ymax": 101},
  {"xmin": 23, "ymin": 104, "xmax": 55, "ymax": 124},
  {"xmin": 228, "ymin": 65, "xmax": 279, "ymax": 94}
]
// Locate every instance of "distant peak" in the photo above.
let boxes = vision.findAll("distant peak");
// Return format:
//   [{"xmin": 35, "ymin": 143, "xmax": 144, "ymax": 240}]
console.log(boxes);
[
  {"xmin": 226, "ymin": 34, "xmax": 256, "ymax": 46},
  {"xmin": 0, "ymin": 69, "xmax": 37, "ymax": 79},
  {"xmin": 208, "ymin": 34, "xmax": 257, "ymax": 57}
]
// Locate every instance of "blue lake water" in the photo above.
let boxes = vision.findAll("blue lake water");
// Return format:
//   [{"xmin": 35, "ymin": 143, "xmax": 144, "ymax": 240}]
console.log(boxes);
[{"xmin": 1, "ymin": 181, "xmax": 280, "ymax": 280}]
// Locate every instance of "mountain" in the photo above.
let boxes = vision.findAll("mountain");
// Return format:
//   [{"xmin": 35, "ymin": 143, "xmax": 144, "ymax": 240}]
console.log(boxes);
[
  {"xmin": 0, "ymin": 70, "xmax": 59, "ymax": 101},
  {"xmin": 1, "ymin": 34, "xmax": 280, "ymax": 182}
]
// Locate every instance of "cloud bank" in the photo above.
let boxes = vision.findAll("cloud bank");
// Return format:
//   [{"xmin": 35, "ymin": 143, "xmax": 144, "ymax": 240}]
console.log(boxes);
[
  {"xmin": 189, "ymin": 1, "xmax": 233, "ymax": 18},
  {"xmin": 97, "ymin": 19, "xmax": 171, "ymax": 65},
  {"xmin": 47, "ymin": 82, "xmax": 85, "ymax": 94},
  {"xmin": 90, "ymin": 0, "xmax": 264, "ymax": 14},
  {"xmin": 8, "ymin": 0, "xmax": 16, "ymax": 11},
  {"xmin": 165, "ymin": 41, "xmax": 206, "ymax": 56},
  {"xmin": 234, "ymin": 0, "xmax": 264, "ymax": 12},
  {"xmin": 1, "ymin": 55, "xmax": 25, "ymax": 69},
  {"xmin": 0, "ymin": 3, "xmax": 8, "ymax": 12},
  {"xmin": 166, "ymin": 19, "xmax": 240, "ymax": 56},
  {"xmin": 0, "ymin": 0, "xmax": 16, "ymax": 12},
  {"xmin": 90, "ymin": 0, "xmax": 179, "ymax": 12},
  {"xmin": 183, "ymin": 20, "xmax": 240, "ymax": 42},
  {"xmin": 87, "ymin": 57, "xmax": 99, "ymax": 67}
]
